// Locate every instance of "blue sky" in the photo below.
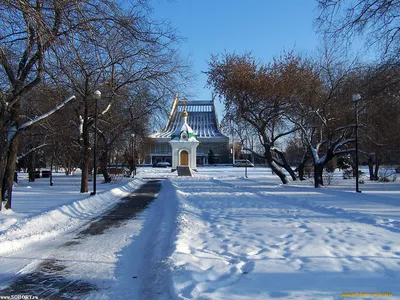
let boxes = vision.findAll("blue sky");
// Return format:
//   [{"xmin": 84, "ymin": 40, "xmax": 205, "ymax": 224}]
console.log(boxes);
[{"xmin": 150, "ymin": 0, "xmax": 320, "ymax": 115}]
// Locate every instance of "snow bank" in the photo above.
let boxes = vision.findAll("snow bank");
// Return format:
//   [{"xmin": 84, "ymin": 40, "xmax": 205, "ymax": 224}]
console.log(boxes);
[{"xmin": 0, "ymin": 178, "xmax": 143, "ymax": 256}]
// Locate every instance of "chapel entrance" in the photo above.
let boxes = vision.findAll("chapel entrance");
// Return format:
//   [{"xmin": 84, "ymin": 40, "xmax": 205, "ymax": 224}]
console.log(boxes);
[{"xmin": 180, "ymin": 150, "xmax": 189, "ymax": 166}]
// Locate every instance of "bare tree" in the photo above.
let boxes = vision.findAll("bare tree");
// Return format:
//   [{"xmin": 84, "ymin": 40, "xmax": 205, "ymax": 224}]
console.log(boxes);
[
  {"xmin": 46, "ymin": 1, "xmax": 187, "ymax": 193},
  {"xmin": 0, "ymin": 0, "xmax": 189, "ymax": 208},
  {"xmin": 16, "ymin": 84, "xmax": 72, "ymax": 179},
  {"xmin": 207, "ymin": 52, "xmax": 306, "ymax": 184},
  {"xmin": 285, "ymin": 50, "xmax": 361, "ymax": 187},
  {"xmin": 0, "ymin": 1, "xmax": 83, "ymax": 208},
  {"xmin": 358, "ymin": 62, "xmax": 400, "ymax": 179},
  {"xmin": 96, "ymin": 87, "xmax": 163, "ymax": 183},
  {"xmin": 317, "ymin": 0, "xmax": 400, "ymax": 57}
]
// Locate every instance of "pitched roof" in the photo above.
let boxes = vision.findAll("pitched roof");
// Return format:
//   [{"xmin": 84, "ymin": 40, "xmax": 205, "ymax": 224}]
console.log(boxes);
[{"xmin": 152, "ymin": 96, "xmax": 228, "ymax": 139}]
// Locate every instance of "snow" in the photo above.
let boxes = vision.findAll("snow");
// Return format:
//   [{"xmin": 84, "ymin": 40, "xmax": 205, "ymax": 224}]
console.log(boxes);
[
  {"xmin": 0, "ymin": 168, "xmax": 399, "ymax": 299},
  {"xmin": 7, "ymin": 125, "xmax": 18, "ymax": 142},
  {"xmin": 18, "ymin": 95, "xmax": 76, "ymax": 131}
]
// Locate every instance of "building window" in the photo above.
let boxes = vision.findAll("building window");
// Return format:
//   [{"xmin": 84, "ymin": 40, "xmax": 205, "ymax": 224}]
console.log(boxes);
[{"xmin": 154, "ymin": 143, "xmax": 171, "ymax": 154}]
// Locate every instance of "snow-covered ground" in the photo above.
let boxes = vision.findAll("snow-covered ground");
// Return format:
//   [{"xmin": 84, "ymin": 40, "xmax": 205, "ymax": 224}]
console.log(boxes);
[{"xmin": 0, "ymin": 167, "xmax": 399, "ymax": 299}]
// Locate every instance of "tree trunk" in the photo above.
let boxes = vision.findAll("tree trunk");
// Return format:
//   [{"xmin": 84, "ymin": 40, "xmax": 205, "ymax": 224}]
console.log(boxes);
[
  {"xmin": 314, "ymin": 163, "xmax": 324, "ymax": 188},
  {"xmin": 373, "ymin": 157, "xmax": 380, "ymax": 181},
  {"xmin": 27, "ymin": 151, "xmax": 36, "ymax": 182},
  {"xmin": 80, "ymin": 131, "xmax": 91, "ymax": 193},
  {"xmin": 298, "ymin": 164, "xmax": 305, "ymax": 181},
  {"xmin": 265, "ymin": 151, "xmax": 288, "ymax": 184},
  {"xmin": 80, "ymin": 99, "xmax": 91, "ymax": 193},
  {"xmin": 0, "ymin": 109, "xmax": 11, "ymax": 209},
  {"xmin": 99, "ymin": 149, "xmax": 112, "ymax": 183},
  {"xmin": 274, "ymin": 150, "xmax": 297, "ymax": 181},
  {"xmin": 283, "ymin": 163, "xmax": 297, "ymax": 181},
  {"xmin": 4, "ymin": 135, "xmax": 20, "ymax": 209},
  {"xmin": 80, "ymin": 148, "xmax": 90, "ymax": 193},
  {"xmin": 297, "ymin": 153, "xmax": 308, "ymax": 181},
  {"xmin": 50, "ymin": 150, "xmax": 55, "ymax": 186},
  {"xmin": 2, "ymin": 97, "xmax": 21, "ymax": 209},
  {"xmin": 101, "ymin": 169, "xmax": 112, "ymax": 183},
  {"xmin": 368, "ymin": 156, "xmax": 374, "ymax": 181},
  {"xmin": 0, "ymin": 147, "xmax": 8, "ymax": 210}
]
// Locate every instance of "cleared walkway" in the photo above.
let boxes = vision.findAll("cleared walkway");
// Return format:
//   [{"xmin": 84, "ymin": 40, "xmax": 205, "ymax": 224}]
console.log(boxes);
[{"xmin": 0, "ymin": 180, "xmax": 162, "ymax": 299}]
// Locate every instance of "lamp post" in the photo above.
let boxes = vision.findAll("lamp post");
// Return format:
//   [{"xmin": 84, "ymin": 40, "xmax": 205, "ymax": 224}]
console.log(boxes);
[
  {"xmin": 352, "ymin": 93, "xmax": 361, "ymax": 193},
  {"xmin": 231, "ymin": 125, "xmax": 235, "ymax": 166},
  {"xmin": 91, "ymin": 90, "xmax": 101, "ymax": 196},
  {"xmin": 244, "ymin": 136, "xmax": 248, "ymax": 178},
  {"xmin": 131, "ymin": 133, "xmax": 136, "ymax": 177}
]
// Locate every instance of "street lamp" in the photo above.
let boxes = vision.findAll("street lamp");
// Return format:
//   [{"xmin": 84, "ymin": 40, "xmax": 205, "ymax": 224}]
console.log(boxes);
[
  {"xmin": 244, "ymin": 136, "xmax": 248, "ymax": 178},
  {"xmin": 91, "ymin": 90, "xmax": 101, "ymax": 196},
  {"xmin": 131, "ymin": 133, "xmax": 136, "ymax": 177},
  {"xmin": 231, "ymin": 125, "xmax": 235, "ymax": 166},
  {"xmin": 352, "ymin": 93, "xmax": 361, "ymax": 193}
]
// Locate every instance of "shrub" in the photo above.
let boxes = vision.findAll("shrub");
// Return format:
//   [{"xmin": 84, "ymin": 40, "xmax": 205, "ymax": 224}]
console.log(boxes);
[{"xmin": 378, "ymin": 168, "xmax": 397, "ymax": 182}]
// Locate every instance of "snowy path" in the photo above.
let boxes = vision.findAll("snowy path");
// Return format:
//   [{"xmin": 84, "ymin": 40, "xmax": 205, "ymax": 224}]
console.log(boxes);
[
  {"xmin": 169, "ymin": 175, "xmax": 400, "ymax": 300},
  {"xmin": 0, "ymin": 179, "xmax": 178, "ymax": 299}
]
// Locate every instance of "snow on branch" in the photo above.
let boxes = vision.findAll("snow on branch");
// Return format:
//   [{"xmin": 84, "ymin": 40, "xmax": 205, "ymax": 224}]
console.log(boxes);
[
  {"xmin": 19, "ymin": 95, "xmax": 76, "ymax": 131},
  {"xmin": 316, "ymin": 154, "xmax": 327, "ymax": 165},
  {"xmin": 79, "ymin": 115, "xmax": 84, "ymax": 140},
  {"xmin": 310, "ymin": 147, "xmax": 320, "ymax": 162},
  {"xmin": 17, "ymin": 144, "xmax": 49, "ymax": 161},
  {"xmin": 101, "ymin": 102, "xmax": 112, "ymax": 115},
  {"xmin": 270, "ymin": 146, "xmax": 285, "ymax": 155},
  {"xmin": 333, "ymin": 138, "xmax": 355, "ymax": 153}
]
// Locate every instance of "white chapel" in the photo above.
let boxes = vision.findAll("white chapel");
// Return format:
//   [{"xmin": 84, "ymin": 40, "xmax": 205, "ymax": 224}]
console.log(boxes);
[{"xmin": 169, "ymin": 98, "xmax": 199, "ymax": 170}]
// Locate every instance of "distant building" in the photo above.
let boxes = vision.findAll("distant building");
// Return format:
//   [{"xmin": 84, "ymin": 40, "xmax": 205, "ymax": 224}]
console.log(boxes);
[{"xmin": 148, "ymin": 94, "xmax": 229, "ymax": 165}]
